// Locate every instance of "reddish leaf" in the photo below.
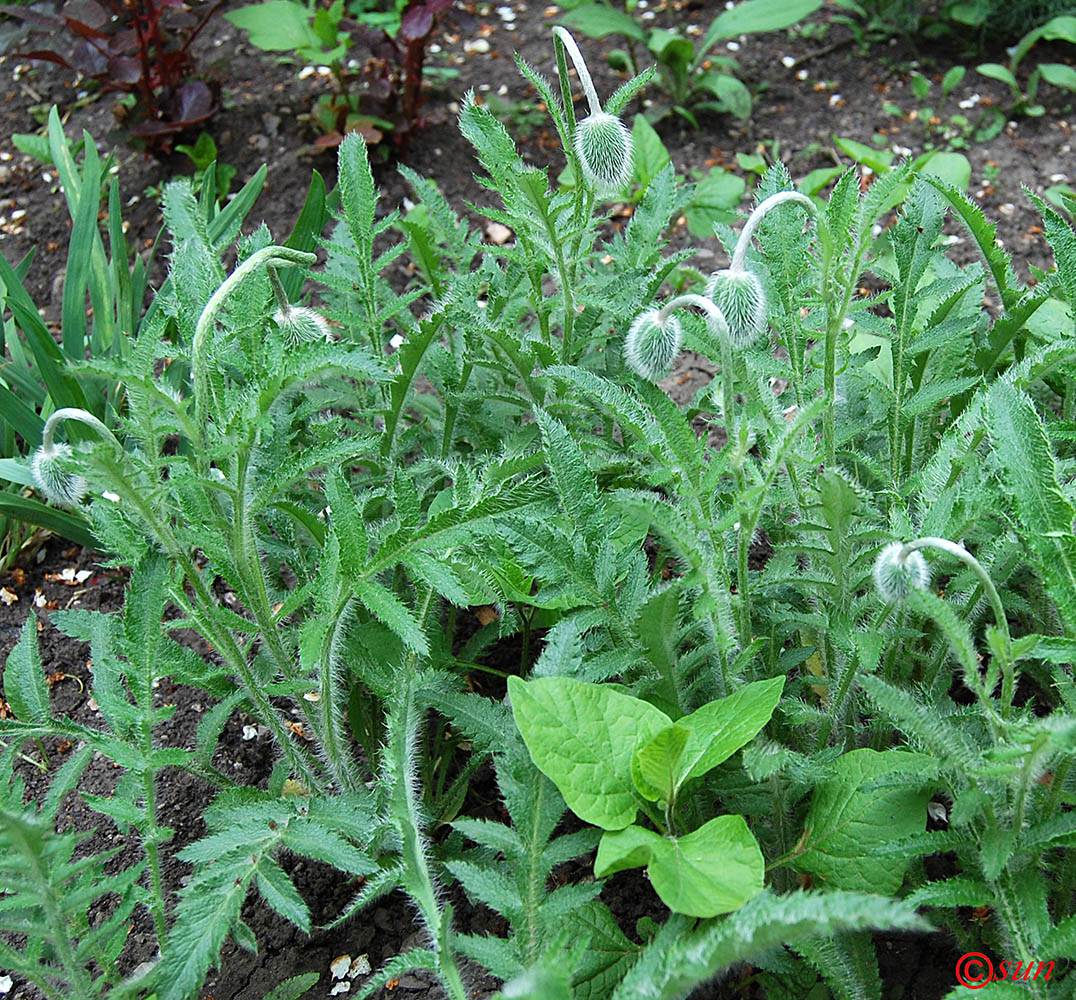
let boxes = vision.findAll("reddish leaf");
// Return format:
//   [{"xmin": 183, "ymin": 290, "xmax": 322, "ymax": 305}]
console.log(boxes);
[
  {"xmin": 108, "ymin": 55, "xmax": 141, "ymax": 83},
  {"xmin": 63, "ymin": 16, "xmax": 110, "ymax": 41},
  {"xmin": 166, "ymin": 80, "xmax": 214, "ymax": 123},
  {"xmin": 399, "ymin": 5, "xmax": 434, "ymax": 41},
  {"xmin": 0, "ymin": 6, "xmax": 64, "ymax": 29},
  {"xmin": 60, "ymin": 0, "xmax": 108, "ymax": 28},
  {"xmin": 108, "ymin": 28, "xmax": 138, "ymax": 53},
  {"xmin": 68, "ymin": 41, "xmax": 108, "ymax": 75},
  {"xmin": 22, "ymin": 48, "xmax": 75, "ymax": 70}
]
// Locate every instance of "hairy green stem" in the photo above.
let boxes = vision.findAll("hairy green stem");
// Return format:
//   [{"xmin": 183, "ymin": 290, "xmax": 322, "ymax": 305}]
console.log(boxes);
[
  {"xmin": 191, "ymin": 246, "xmax": 315, "ymax": 440},
  {"xmin": 900, "ymin": 536, "xmax": 1012, "ymax": 713}
]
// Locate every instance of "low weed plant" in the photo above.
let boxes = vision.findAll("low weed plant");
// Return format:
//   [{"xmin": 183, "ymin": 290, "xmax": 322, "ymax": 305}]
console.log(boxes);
[{"xmin": 2, "ymin": 22, "xmax": 1076, "ymax": 1000}]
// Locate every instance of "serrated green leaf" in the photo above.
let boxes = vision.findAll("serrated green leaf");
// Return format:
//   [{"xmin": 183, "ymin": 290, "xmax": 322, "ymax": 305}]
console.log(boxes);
[{"xmin": 2, "ymin": 617, "xmax": 50, "ymax": 723}]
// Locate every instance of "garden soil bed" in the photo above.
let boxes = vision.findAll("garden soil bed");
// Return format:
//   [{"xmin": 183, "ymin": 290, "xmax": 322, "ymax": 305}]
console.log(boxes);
[{"xmin": 1, "ymin": 0, "xmax": 1072, "ymax": 996}]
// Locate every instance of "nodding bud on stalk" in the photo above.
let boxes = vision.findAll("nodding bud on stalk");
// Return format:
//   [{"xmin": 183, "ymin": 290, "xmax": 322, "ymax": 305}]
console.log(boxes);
[
  {"xmin": 192, "ymin": 245, "xmax": 317, "ymax": 432},
  {"xmin": 625, "ymin": 309, "xmax": 682, "ymax": 381},
  {"xmin": 873, "ymin": 535, "xmax": 1011, "ymax": 642},
  {"xmin": 267, "ymin": 267, "xmax": 330, "ymax": 346},
  {"xmin": 30, "ymin": 408, "xmax": 117, "ymax": 508},
  {"xmin": 625, "ymin": 293, "xmax": 730, "ymax": 381},
  {"xmin": 708, "ymin": 190, "xmax": 818, "ymax": 347},
  {"xmin": 552, "ymin": 26, "xmax": 633, "ymax": 194},
  {"xmin": 705, "ymin": 269, "xmax": 767, "ymax": 349},
  {"xmin": 872, "ymin": 541, "xmax": 930, "ymax": 603}
]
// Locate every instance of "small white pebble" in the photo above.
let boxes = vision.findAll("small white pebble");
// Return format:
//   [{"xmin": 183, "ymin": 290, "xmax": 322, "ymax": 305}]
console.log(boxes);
[
  {"xmin": 330, "ymin": 955, "xmax": 352, "ymax": 980},
  {"xmin": 495, "ymin": 5, "xmax": 515, "ymax": 19},
  {"xmin": 497, "ymin": 84, "xmax": 508, "ymax": 95},
  {"xmin": 329, "ymin": 984, "xmax": 351, "ymax": 997},
  {"xmin": 0, "ymin": 588, "xmax": 18, "ymax": 606},
  {"xmin": 348, "ymin": 955, "xmax": 371, "ymax": 979},
  {"xmin": 1050, "ymin": 173, "xmax": 1068, "ymax": 182},
  {"xmin": 464, "ymin": 38, "xmax": 491, "ymax": 54},
  {"xmin": 781, "ymin": 56, "xmax": 795, "ymax": 68},
  {"xmin": 0, "ymin": 974, "xmax": 12, "ymax": 993},
  {"xmin": 998, "ymin": 202, "xmax": 1015, "ymax": 216},
  {"xmin": 41, "ymin": 171, "xmax": 52, "ymax": 183},
  {"xmin": 871, "ymin": 223, "xmax": 883, "ymax": 237},
  {"xmin": 241, "ymin": 725, "xmax": 258, "ymax": 741},
  {"xmin": 892, "ymin": 144, "xmax": 912, "ymax": 156},
  {"xmin": 505, "ymin": 21, "xmax": 516, "ymax": 29},
  {"xmin": 641, "ymin": 9, "xmax": 655, "ymax": 18},
  {"xmin": 10, "ymin": 209, "xmax": 25, "ymax": 221},
  {"xmin": 316, "ymin": 65, "xmax": 331, "ymax": 76},
  {"xmin": 389, "ymin": 333, "xmax": 405, "ymax": 349},
  {"xmin": 429, "ymin": 43, "xmax": 441, "ymax": 53},
  {"xmin": 0, "ymin": 151, "xmax": 10, "ymax": 161},
  {"xmin": 726, "ymin": 40, "xmax": 739, "ymax": 50},
  {"xmin": 298, "ymin": 65, "xmax": 315, "ymax": 80},
  {"xmin": 796, "ymin": 69, "xmax": 808, "ymax": 81},
  {"xmin": 829, "ymin": 93, "xmax": 842, "ymax": 106}
]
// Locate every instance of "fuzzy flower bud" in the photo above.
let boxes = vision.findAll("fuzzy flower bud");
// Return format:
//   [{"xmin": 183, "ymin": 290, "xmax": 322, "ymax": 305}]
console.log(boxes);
[
  {"xmin": 624, "ymin": 308, "xmax": 682, "ymax": 380},
  {"xmin": 872, "ymin": 542, "xmax": 930, "ymax": 602},
  {"xmin": 273, "ymin": 305, "xmax": 331, "ymax": 346},
  {"xmin": 574, "ymin": 111, "xmax": 633, "ymax": 194},
  {"xmin": 706, "ymin": 268, "xmax": 767, "ymax": 348},
  {"xmin": 31, "ymin": 442, "xmax": 87, "ymax": 508}
]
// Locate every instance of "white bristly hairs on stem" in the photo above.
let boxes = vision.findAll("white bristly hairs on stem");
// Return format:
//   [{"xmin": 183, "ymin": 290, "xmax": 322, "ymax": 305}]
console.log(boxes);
[
  {"xmin": 552, "ymin": 26, "xmax": 633, "ymax": 194},
  {"xmin": 192, "ymin": 245, "xmax": 317, "ymax": 437},
  {"xmin": 707, "ymin": 191, "xmax": 819, "ymax": 347},
  {"xmin": 31, "ymin": 408, "xmax": 120, "ymax": 508}
]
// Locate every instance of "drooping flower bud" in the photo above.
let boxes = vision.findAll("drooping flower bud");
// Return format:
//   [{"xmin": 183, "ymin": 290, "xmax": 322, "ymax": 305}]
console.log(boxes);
[
  {"xmin": 30, "ymin": 407, "xmax": 120, "ymax": 509},
  {"xmin": 574, "ymin": 111, "xmax": 633, "ymax": 194},
  {"xmin": 872, "ymin": 542, "xmax": 930, "ymax": 602},
  {"xmin": 624, "ymin": 308, "xmax": 682, "ymax": 380},
  {"xmin": 552, "ymin": 26, "xmax": 634, "ymax": 196},
  {"xmin": 706, "ymin": 268, "xmax": 767, "ymax": 348},
  {"xmin": 273, "ymin": 305, "xmax": 331, "ymax": 347},
  {"xmin": 30, "ymin": 441, "xmax": 87, "ymax": 508}
]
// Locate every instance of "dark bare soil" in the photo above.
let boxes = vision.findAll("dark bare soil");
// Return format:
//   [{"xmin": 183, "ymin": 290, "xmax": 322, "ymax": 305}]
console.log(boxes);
[{"xmin": 0, "ymin": 0, "xmax": 1071, "ymax": 996}]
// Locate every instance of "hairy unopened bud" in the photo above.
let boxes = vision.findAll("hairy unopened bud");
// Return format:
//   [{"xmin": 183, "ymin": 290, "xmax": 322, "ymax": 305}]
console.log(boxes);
[
  {"xmin": 872, "ymin": 542, "xmax": 930, "ymax": 603},
  {"xmin": 31, "ymin": 442, "xmax": 87, "ymax": 508},
  {"xmin": 273, "ymin": 305, "xmax": 331, "ymax": 346},
  {"xmin": 574, "ymin": 112, "xmax": 633, "ymax": 194},
  {"xmin": 625, "ymin": 308, "xmax": 682, "ymax": 380},
  {"xmin": 707, "ymin": 268, "xmax": 767, "ymax": 348}
]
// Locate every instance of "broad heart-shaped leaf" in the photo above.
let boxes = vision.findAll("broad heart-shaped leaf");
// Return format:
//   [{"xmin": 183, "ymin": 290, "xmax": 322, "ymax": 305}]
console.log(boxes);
[
  {"xmin": 632, "ymin": 725, "xmax": 690, "ymax": 803},
  {"xmin": 795, "ymin": 749, "xmax": 937, "ymax": 894},
  {"xmin": 595, "ymin": 816, "xmax": 764, "ymax": 917},
  {"xmin": 508, "ymin": 677, "xmax": 671, "ymax": 830},
  {"xmin": 676, "ymin": 676, "xmax": 784, "ymax": 788}
]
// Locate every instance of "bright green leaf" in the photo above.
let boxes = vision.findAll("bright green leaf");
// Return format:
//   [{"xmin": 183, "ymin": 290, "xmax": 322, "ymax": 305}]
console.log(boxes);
[{"xmin": 508, "ymin": 677, "xmax": 671, "ymax": 830}]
